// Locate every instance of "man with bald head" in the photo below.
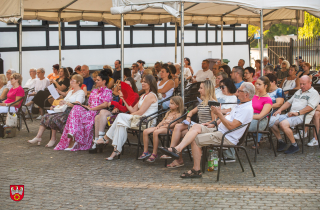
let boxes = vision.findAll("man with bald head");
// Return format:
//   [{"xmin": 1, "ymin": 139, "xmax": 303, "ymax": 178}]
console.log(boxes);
[
  {"xmin": 238, "ymin": 59, "xmax": 245, "ymax": 69},
  {"xmin": 81, "ymin": 65, "xmax": 94, "ymax": 92},
  {"xmin": 269, "ymin": 75, "xmax": 320, "ymax": 154}
]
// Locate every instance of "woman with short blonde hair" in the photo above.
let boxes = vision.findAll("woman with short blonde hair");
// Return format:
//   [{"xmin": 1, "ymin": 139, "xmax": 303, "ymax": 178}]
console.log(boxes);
[
  {"xmin": 11, "ymin": 73, "xmax": 22, "ymax": 86},
  {"xmin": 276, "ymin": 60, "xmax": 290, "ymax": 80}
]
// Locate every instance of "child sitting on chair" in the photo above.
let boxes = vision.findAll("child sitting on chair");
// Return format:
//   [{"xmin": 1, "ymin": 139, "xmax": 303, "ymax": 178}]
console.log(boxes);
[{"xmin": 138, "ymin": 96, "xmax": 184, "ymax": 162}]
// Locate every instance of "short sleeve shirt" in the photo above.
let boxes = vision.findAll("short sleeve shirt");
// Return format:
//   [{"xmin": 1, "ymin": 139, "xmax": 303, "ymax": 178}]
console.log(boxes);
[
  {"xmin": 194, "ymin": 69, "xmax": 214, "ymax": 82},
  {"xmin": 218, "ymin": 101, "xmax": 254, "ymax": 145},
  {"xmin": 54, "ymin": 78, "xmax": 70, "ymax": 91},
  {"xmin": 4, "ymin": 86, "xmax": 25, "ymax": 108},
  {"xmin": 276, "ymin": 69, "xmax": 289, "ymax": 80},
  {"xmin": 287, "ymin": 87, "xmax": 320, "ymax": 123},
  {"xmin": 269, "ymin": 88, "xmax": 285, "ymax": 104},
  {"xmin": 83, "ymin": 77, "xmax": 94, "ymax": 91},
  {"xmin": 252, "ymin": 95, "xmax": 273, "ymax": 114},
  {"xmin": 217, "ymin": 94, "xmax": 237, "ymax": 110}
]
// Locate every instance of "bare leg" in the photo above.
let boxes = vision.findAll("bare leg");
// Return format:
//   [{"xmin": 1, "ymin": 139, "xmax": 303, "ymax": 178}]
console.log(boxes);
[
  {"xmin": 280, "ymin": 120, "xmax": 295, "ymax": 143},
  {"xmin": 142, "ymin": 127, "xmax": 156, "ymax": 153},
  {"xmin": 45, "ymin": 129, "xmax": 57, "ymax": 147},
  {"xmin": 174, "ymin": 124, "xmax": 203, "ymax": 153},
  {"xmin": 190, "ymin": 140, "xmax": 202, "ymax": 171},
  {"xmin": 25, "ymin": 101, "xmax": 34, "ymax": 107},
  {"xmin": 170, "ymin": 123, "xmax": 188, "ymax": 147},
  {"xmin": 36, "ymin": 125, "xmax": 46, "ymax": 138},
  {"xmin": 95, "ymin": 110, "xmax": 112, "ymax": 144},
  {"xmin": 94, "ymin": 114, "xmax": 100, "ymax": 138},
  {"xmin": 152, "ymin": 128, "xmax": 168, "ymax": 155},
  {"xmin": 270, "ymin": 120, "xmax": 282, "ymax": 140},
  {"xmin": 313, "ymin": 111, "xmax": 320, "ymax": 141},
  {"xmin": 39, "ymin": 108, "xmax": 44, "ymax": 116}
]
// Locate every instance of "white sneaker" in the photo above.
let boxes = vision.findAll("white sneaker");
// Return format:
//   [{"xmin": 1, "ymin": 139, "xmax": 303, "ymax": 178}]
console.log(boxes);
[
  {"xmin": 307, "ymin": 138, "xmax": 319, "ymax": 147},
  {"xmin": 294, "ymin": 131, "xmax": 307, "ymax": 140},
  {"xmin": 36, "ymin": 115, "xmax": 43, "ymax": 120}
]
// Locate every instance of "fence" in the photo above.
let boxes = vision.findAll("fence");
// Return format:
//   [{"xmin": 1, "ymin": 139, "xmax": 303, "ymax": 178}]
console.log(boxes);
[{"xmin": 268, "ymin": 37, "xmax": 320, "ymax": 70}]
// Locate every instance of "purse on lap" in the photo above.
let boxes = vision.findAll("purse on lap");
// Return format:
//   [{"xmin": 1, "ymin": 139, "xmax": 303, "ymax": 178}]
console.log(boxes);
[{"xmin": 53, "ymin": 104, "xmax": 68, "ymax": 113}]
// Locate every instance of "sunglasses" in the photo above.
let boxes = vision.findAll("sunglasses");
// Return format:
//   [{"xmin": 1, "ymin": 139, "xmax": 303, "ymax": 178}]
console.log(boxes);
[{"xmin": 220, "ymin": 85, "xmax": 226, "ymax": 89}]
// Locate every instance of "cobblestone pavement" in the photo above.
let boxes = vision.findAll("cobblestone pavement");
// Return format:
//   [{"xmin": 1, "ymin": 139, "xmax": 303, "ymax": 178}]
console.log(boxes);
[{"xmin": 1, "ymin": 120, "xmax": 320, "ymax": 209}]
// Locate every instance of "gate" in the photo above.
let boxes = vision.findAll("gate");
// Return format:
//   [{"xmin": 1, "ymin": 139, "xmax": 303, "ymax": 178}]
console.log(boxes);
[{"xmin": 267, "ymin": 37, "xmax": 320, "ymax": 70}]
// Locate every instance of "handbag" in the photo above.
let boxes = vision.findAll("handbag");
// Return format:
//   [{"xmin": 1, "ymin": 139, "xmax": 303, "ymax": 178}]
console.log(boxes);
[
  {"xmin": 6, "ymin": 112, "xmax": 17, "ymax": 127},
  {"xmin": 130, "ymin": 115, "xmax": 152, "ymax": 130},
  {"xmin": 53, "ymin": 104, "xmax": 68, "ymax": 113}
]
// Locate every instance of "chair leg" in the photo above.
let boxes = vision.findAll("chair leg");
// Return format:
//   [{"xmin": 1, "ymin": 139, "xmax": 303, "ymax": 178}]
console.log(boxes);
[
  {"xmin": 136, "ymin": 133, "xmax": 141, "ymax": 160},
  {"xmin": 26, "ymin": 106, "xmax": 33, "ymax": 122},
  {"xmin": 234, "ymin": 148, "xmax": 244, "ymax": 172},
  {"xmin": 298, "ymin": 128, "xmax": 304, "ymax": 154},
  {"xmin": 240, "ymin": 147, "xmax": 256, "ymax": 177},
  {"xmin": 22, "ymin": 114, "xmax": 29, "ymax": 133},
  {"xmin": 253, "ymin": 133, "xmax": 258, "ymax": 162},
  {"xmin": 268, "ymin": 133, "xmax": 277, "ymax": 157},
  {"xmin": 217, "ymin": 147, "xmax": 223, "ymax": 181},
  {"xmin": 186, "ymin": 145, "xmax": 192, "ymax": 161},
  {"xmin": 221, "ymin": 150, "xmax": 226, "ymax": 165},
  {"xmin": 201, "ymin": 147, "xmax": 207, "ymax": 174}
]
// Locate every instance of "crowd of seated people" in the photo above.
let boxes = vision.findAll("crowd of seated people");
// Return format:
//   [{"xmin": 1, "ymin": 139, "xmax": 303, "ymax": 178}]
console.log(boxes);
[{"xmin": 0, "ymin": 55, "xmax": 314, "ymax": 180}]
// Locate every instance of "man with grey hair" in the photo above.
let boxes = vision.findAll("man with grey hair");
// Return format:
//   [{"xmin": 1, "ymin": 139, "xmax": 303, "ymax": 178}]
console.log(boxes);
[
  {"xmin": 24, "ymin": 68, "xmax": 37, "ymax": 89},
  {"xmin": 238, "ymin": 59, "xmax": 245, "ymax": 69},
  {"xmin": 6, "ymin": 69, "xmax": 16, "ymax": 89},
  {"xmin": 263, "ymin": 56, "xmax": 273, "ymax": 68},
  {"xmin": 264, "ymin": 65, "xmax": 274, "ymax": 75},
  {"xmin": 160, "ymin": 82, "xmax": 254, "ymax": 178},
  {"xmin": 270, "ymin": 75, "xmax": 320, "ymax": 154}
]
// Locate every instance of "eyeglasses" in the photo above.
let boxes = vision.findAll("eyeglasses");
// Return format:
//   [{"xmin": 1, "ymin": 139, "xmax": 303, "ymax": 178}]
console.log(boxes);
[
  {"xmin": 237, "ymin": 89, "xmax": 245, "ymax": 93},
  {"xmin": 220, "ymin": 85, "xmax": 226, "ymax": 89}
]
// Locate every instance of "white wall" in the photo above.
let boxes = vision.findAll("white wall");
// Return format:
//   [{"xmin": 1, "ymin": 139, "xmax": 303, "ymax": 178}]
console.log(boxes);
[{"xmin": 1, "ymin": 44, "xmax": 249, "ymax": 86}]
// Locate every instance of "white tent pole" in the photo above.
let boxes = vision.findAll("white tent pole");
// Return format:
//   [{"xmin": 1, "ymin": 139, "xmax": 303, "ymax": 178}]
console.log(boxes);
[
  {"xmin": 260, "ymin": 9, "xmax": 264, "ymax": 76},
  {"xmin": 58, "ymin": 12, "xmax": 62, "ymax": 68},
  {"xmin": 175, "ymin": 22, "xmax": 178, "ymax": 63},
  {"xmin": 221, "ymin": 17, "xmax": 223, "ymax": 62},
  {"xmin": 19, "ymin": 20, "xmax": 22, "ymax": 74},
  {"xmin": 181, "ymin": 2, "xmax": 185, "ymax": 103},
  {"xmin": 121, "ymin": 14, "xmax": 124, "ymax": 81},
  {"xmin": 296, "ymin": 11, "xmax": 299, "ymax": 62}
]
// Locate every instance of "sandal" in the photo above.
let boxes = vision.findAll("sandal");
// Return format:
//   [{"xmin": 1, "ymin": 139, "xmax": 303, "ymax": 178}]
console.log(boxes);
[
  {"xmin": 159, "ymin": 147, "xmax": 180, "ymax": 159},
  {"xmin": 160, "ymin": 154, "xmax": 172, "ymax": 159},
  {"xmin": 167, "ymin": 160, "xmax": 184, "ymax": 168},
  {"xmin": 138, "ymin": 151, "xmax": 151, "ymax": 160},
  {"xmin": 180, "ymin": 169, "xmax": 202, "ymax": 178},
  {"xmin": 146, "ymin": 154, "xmax": 158, "ymax": 162},
  {"xmin": 95, "ymin": 137, "xmax": 109, "ymax": 145}
]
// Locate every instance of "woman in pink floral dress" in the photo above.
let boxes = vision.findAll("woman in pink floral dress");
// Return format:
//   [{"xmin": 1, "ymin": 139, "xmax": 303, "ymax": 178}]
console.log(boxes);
[{"xmin": 54, "ymin": 70, "xmax": 112, "ymax": 151}]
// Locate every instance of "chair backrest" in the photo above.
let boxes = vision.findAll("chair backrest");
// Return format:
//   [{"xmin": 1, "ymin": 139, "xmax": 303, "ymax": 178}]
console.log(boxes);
[{"xmin": 236, "ymin": 123, "xmax": 251, "ymax": 146}]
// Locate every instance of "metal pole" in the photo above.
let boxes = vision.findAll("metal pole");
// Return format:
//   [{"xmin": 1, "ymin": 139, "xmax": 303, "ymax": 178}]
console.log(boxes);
[
  {"xmin": 175, "ymin": 22, "xmax": 178, "ymax": 63},
  {"xmin": 180, "ymin": 2, "xmax": 184, "ymax": 103},
  {"xmin": 58, "ymin": 21, "xmax": 62, "ymax": 68},
  {"xmin": 121, "ymin": 14, "xmax": 124, "ymax": 81},
  {"xmin": 221, "ymin": 17, "xmax": 223, "ymax": 62},
  {"xmin": 19, "ymin": 21, "xmax": 22, "ymax": 74},
  {"xmin": 296, "ymin": 10, "xmax": 299, "ymax": 62},
  {"xmin": 260, "ymin": 9, "xmax": 264, "ymax": 76}
]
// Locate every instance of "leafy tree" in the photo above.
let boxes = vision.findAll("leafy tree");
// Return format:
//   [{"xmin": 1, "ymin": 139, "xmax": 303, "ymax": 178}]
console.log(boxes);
[{"xmin": 298, "ymin": 12, "xmax": 320, "ymax": 38}]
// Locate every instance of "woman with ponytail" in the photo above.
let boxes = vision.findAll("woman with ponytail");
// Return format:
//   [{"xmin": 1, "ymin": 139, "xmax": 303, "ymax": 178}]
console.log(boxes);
[{"xmin": 54, "ymin": 70, "xmax": 113, "ymax": 151}]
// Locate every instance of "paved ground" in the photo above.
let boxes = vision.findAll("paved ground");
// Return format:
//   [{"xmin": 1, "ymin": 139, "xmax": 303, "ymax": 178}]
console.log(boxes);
[{"xmin": 1, "ymin": 120, "xmax": 320, "ymax": 209}]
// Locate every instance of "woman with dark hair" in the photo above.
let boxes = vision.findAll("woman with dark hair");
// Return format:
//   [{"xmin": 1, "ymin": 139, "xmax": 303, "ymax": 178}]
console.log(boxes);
[
  {"xmin": 184, "ymin": 57, "xmax": 194, "ymax": 75},
  {"xmin": 48, "ymin": 64, "xmax": 60, "ymax": 80},
  {"xmin": 168, "ymin": 64, "xmax": 179, "ymax": 88},
  {"xmin": 101, "ymin": 74, "xmax": 159, "ymax": 160},
  {"xmin": 158, "ymin": 66, "xmax": 175, "ymax": 109},
  {"xmin": 67, "ymin": 67, "xmax": 73, "ymax": 77},
  {"xmin": 54, "ymin": 70, "xmax": 113, "ymax": 151},
  {"xmin": 104, "ymin": 68, "xmax": 114, "ymax": 89},
  {"xmin": 279, "ymin": 65, "xmax": 300, "ymax": 91},
  {"xmin": 27, "ymin": 68, "xmax": 70, "ymax": 120},
  {"xmin": 253, "ymin": 60, "xmax": 261, "ymax": 80},
  {"xmin": 215, "ymin": 71, "xmax": 228, "ymax": 99},
  {"xmin": 219, "ymin": 65, "xmax": 231, "ymax": 78},
  {"xmin": 250, "ymin": 76, "xmax": 273, "ymax": 148},
  {"xmin": 266, "ymin": 74, "xmax": 284, "ymax": 111},
  {"xmin": 137, "ymin": 60, "xmax": 145, "ymax": 75},
  {"xmin": 92, "ymin": 78, "xmax": 140, "ymax": 151},
  {"xmin": 244, "ymin": 67, "xmax": 256, "ymax": 85},
  {"xmin": 217, "ymin": 78, "xmax": 237, "ymax": 114}
]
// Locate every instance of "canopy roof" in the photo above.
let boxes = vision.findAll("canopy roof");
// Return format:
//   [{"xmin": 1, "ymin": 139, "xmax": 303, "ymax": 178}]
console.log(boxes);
[{"xmin": 0, "ymin": 0, "xmax": 319, "ymax": 28}]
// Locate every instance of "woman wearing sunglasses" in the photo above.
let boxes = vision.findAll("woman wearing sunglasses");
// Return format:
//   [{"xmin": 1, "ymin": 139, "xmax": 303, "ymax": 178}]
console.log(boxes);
[{"xmin": 216, "ymin": 78, "xmax": 238, "ymax": 114}]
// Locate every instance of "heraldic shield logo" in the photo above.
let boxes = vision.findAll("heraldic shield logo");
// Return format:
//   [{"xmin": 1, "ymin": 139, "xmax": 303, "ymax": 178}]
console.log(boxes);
[{"xmin": 10, "ymin": 185, "xmax": 24, "ymax": 201}]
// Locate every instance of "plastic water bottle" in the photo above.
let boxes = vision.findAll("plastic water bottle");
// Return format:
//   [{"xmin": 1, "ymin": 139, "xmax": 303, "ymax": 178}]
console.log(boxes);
[
  {"xmin": 207, "ymin": 150, "xmax": 214, "ymax": 171},
  {"xmin": 213, "ymin": 150, "xmax": 219, "ymax": 171}
]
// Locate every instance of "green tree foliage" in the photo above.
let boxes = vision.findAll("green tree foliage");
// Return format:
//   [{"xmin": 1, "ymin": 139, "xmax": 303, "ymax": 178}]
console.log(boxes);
[{"xmin": 298, "ymin": 12, "xmax": 320, "ymax": 38}]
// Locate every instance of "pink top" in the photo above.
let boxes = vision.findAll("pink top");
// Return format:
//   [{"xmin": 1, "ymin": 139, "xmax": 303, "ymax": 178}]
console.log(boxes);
[
  {"xmin": 253, "ymin": 70, "xmax": 261, "ymax": 81},
  {"xmin": 88, "ymin": 86, "xmax": 112, "ymax": 108},
  {"xmin": 252, "ymin": 95, "xmax": 273, "ymax": 114},
  {"xmin": 5, "ymin": 86, "xmax": 24, "ymax": 108}
]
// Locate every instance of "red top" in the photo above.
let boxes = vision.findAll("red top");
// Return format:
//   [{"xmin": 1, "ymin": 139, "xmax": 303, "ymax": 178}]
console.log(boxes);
[
  {"xmin": 81, "ymin": 84, "xmax": 86, "ymax": 90},
  {"xmin": 111, "ymin": 93, "xmax": 139, "ymax": 112},
  {"xmin": 5, "ymin": 86, "xmax": 25, "ymax": 108}
]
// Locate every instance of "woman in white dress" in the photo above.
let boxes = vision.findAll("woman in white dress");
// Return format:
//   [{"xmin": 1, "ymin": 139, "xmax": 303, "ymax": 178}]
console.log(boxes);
[
  {"xmin": 158, "ymin": 66, "xmax": 175, "ymax": 109},
  {"xmin": 102, "ymin": 74, "xmax": 159, "ymax": 160}
]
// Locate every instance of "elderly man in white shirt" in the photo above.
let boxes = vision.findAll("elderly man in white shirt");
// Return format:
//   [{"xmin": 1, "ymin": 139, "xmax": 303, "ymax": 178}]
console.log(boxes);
[
  {"xmin": 6, "ymin": 69, "xmax": 16, "ymax": 89},
  {"xmin": 24, "ymin": 68, "xmax": 50, "ymax": 114},
  {"xmin": 24, "ymin": 68, "xmax": 37, "ymax": 89},
  {"xmin": 191, "ymin": 60, "xmax": 214, "ymax": 84},
  {"xmin": 270, "ymin": 75, "xmax": 320, "ymax": 154}
]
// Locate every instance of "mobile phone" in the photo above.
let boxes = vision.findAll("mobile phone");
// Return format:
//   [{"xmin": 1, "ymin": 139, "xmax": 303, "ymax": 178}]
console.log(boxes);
[{"xmin": 208, "ymin": 101, "xmax": 220, "ymax": 107}]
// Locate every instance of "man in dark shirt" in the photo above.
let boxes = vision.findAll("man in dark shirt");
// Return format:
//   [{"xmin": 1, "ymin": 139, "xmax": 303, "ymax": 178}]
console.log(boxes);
[
  {"xmin": 113, "ymin": 60, "xmax": 122, "ymax": 82},
  {"xmin": 81, "ymin": 65, "xmax": 94, "ymax": 94}
]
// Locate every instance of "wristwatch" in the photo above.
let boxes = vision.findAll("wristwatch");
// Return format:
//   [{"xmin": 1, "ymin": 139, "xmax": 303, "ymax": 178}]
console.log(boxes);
[{"xmin": 297, "ymin": 111, "xmax": 300, "ymax": 115}]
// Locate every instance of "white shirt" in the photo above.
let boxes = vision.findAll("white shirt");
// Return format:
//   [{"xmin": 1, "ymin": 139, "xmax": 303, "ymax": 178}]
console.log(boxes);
[
  {"xmin": 34, "ymin": 78, "xmax": 50, "ymax": 92},
  {"xmin": 65, "ymin": 89, "xmax": 85, "ymax": 104},
  {"xmin": 7, "ymin": 80, "xmax": 12, "ymax": 89},
  {"xmin": 287, "ymin": 87, "xmax": 320, "ymax": 123},
  {"xmin": 132, "ymin": 71, "xmax": 141, "ymax": 83},
  {"xmin": 218, "ymin": 101, "xmax": 253, "ymax": 145},
  {"xmin": 217, "ymin": 94, "xmax": 238, "ymax": 110},
  {"xmin": 194, "ymin": 69, "xmax": 214, "ymax": 82},
  {"xmin": 183, "ymin": 68, "xmax": 192, "ymax": 80},
  {"xmin": 24, "ymin": 78, "xmax": 37, "ymax": 89}
]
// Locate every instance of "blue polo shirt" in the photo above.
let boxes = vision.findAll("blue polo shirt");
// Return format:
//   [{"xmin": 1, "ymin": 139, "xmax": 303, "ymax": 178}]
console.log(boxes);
[{"xmin": 83, "ymin": 76, "xmax": 94, "ymax": 91}]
